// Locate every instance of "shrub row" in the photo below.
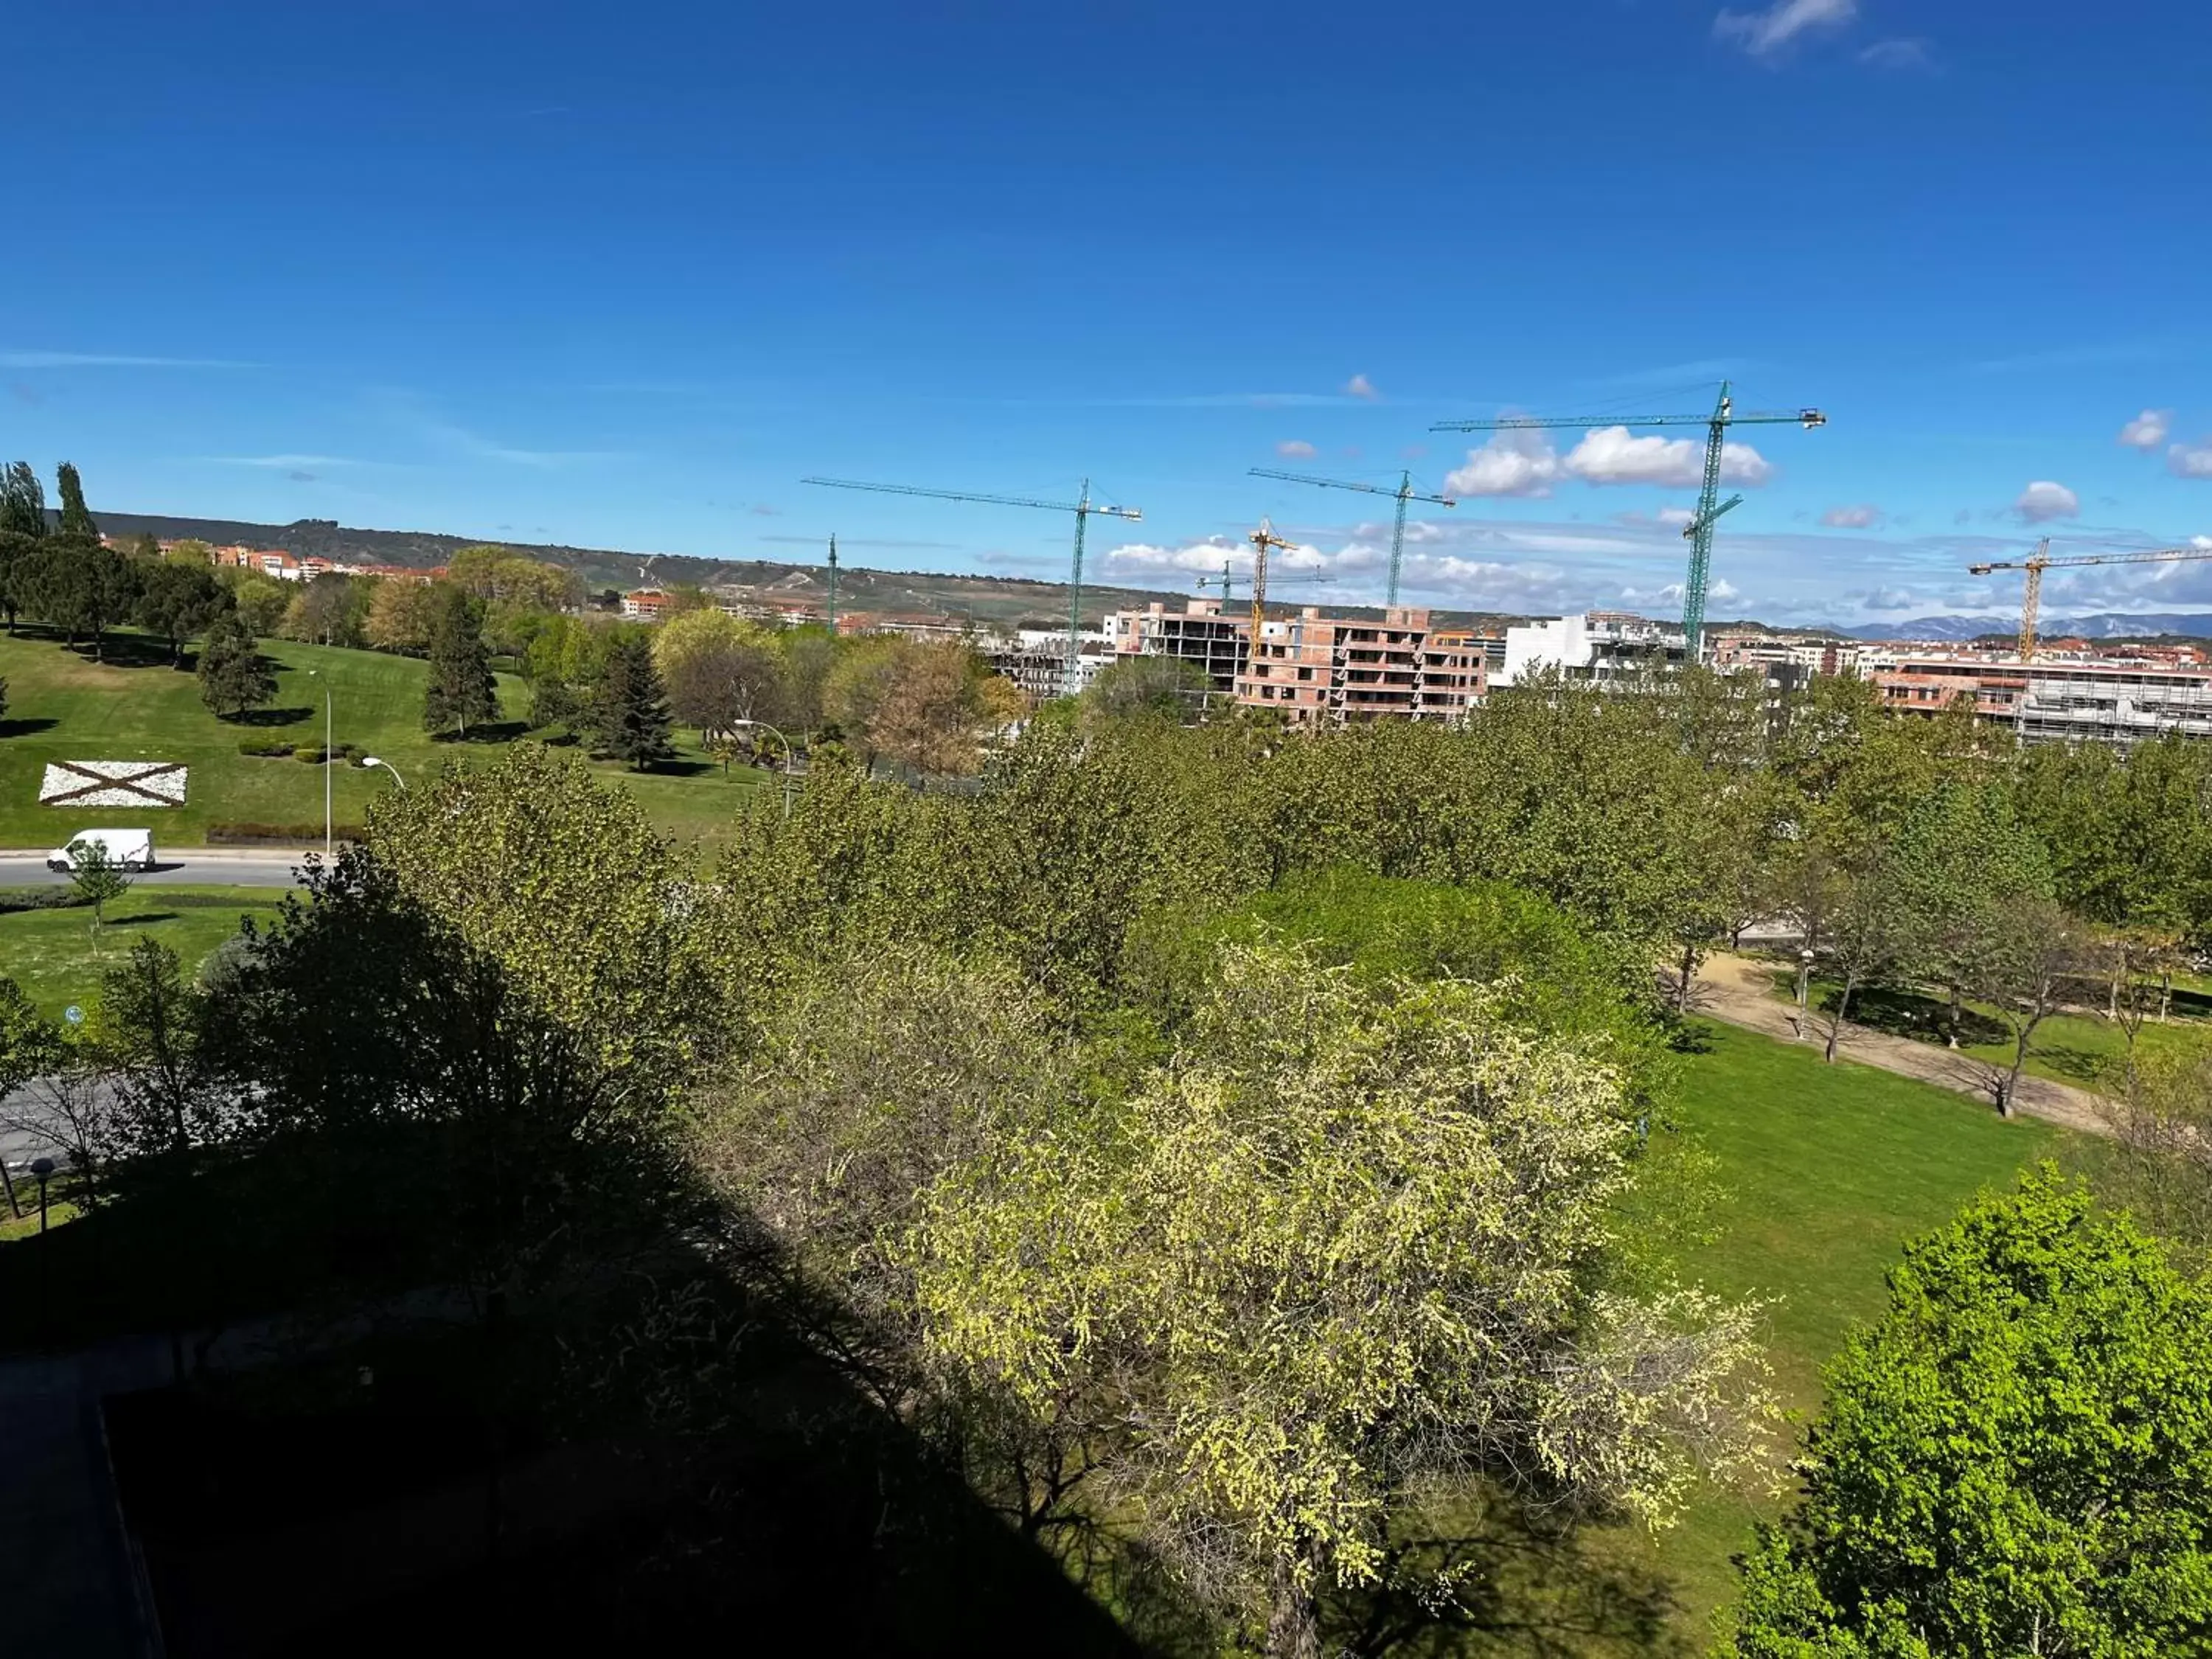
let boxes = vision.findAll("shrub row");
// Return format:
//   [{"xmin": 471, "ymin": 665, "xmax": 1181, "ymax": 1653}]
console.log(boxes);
[
  {"xmin": 0, "ymin": 886, "xmax": 87, "ymax": 914},
  {"xmin": 237, "ymin": 740, "xmax": 371, "ymax": 764},
  {"xmin": 206, "ymin": 822, "xmax": 366, "ymax": 846}
]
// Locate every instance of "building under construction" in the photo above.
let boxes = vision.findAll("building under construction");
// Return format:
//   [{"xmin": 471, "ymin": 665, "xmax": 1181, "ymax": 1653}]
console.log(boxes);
[
  {"xmin": 1105, "ymin": 599, "xmax": 1486, "ymax": 723},
  {"xmin": 1863, "ymin": 647, "xmax": 2212, "ymax": 746}
]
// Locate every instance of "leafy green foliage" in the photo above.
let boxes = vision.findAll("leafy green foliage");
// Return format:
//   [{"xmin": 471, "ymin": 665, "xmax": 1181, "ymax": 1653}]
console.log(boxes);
[
  {"xmin": 66, "ymin": 838, "xmax": 134, "ymax": 928},
  {"xmin": 0, "ymin": 460, "xmax": 46, "ymax": 538},
  {"xmin": 133, "ymin": 558, "xmax": 232, "ymax": 665},
  {"xmin": 1726, "ymin": 1172, "xmax": 2212, "ymax": 1658},
  {"xmin": 592, "ymin": 633, "xmax": 675, "ymax": 769},
  {"xmin": 421, "ymin": 584, "xmax": 498, "ymax": 736},
  {"xmin": 195, "ymin": 612, "xmax": 276, "ymax": 717},
  {"xmin": 54, "ymin": 460, "xmax": 97, "ymax": 538}
]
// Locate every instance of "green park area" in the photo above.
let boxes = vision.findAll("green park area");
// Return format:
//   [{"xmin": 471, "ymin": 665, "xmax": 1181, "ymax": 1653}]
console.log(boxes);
[
  {"xmin": 1614, "ymin": 1020, "xmax": 2062, "ymax": 1635},
  {"xmin": 0, "ymin": 886, "xmax": 286, "ymax": 1018},
  {"xmin": 0, "ymin": 627, "xmax": 763, "ymax": 851}
]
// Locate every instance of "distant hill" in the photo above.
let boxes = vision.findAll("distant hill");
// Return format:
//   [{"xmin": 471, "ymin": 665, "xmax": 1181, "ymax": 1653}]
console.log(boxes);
[
  {"xmin": 71, "ymin": 508, "xmax": 1524, "ymax": 632},
  {"xmin": 1843, "ymin": 611, "xmax": 2212, "ymax": 643}
]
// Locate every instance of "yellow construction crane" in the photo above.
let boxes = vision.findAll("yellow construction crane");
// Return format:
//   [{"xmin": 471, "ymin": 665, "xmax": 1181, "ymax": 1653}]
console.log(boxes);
[
  {"xmin": 1246, "ymin": 518, "xmax": 1297, "ymax": 658},
  {"xmin": 1967, "ymin": 541, "xmax": 2212, "ymax": 661}
]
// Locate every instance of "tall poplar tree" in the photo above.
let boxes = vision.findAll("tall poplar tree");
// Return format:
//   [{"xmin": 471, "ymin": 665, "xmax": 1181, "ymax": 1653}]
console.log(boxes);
[
  {"xmin": 54, "ymin": 462, "xmax": 98, "ymax": 538},
  {"xmin": 0, "ymin": 462, "xmax": 45, "ymax": 537}
]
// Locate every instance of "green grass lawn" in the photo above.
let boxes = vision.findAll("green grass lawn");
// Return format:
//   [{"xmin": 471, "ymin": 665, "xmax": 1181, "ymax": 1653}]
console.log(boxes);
[
  {"xmin": 0, "ymin": 626, "xmax": 763, "ymax": 850},
  {"xmin": 0, "ymin": 886, "xmax": 289, "ymax": 1016},
  {"xmin": 1747, "ymin": 956, "xmax": 2211, "ymax": 1095},
  {"xmin": 1608, "ymin": 1020, "xmax": 2064, "ymax": 1644}
]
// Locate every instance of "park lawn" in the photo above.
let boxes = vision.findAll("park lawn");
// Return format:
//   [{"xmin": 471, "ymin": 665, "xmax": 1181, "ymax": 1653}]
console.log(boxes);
[
  {"xmin": 0, "ymin": 886, "xmax": 289, "ymax": 1017},
  {"xmin": 1750, "ymin": 958, "xmax": 2212, "ymax": 1096},
  {"xmin": 0, "ymin": 627, "xmax": 763, "ymax": 850},
  {"xmin": 1601, "ymin": 1020, "xmax": 2064, "ymax": 1643}
]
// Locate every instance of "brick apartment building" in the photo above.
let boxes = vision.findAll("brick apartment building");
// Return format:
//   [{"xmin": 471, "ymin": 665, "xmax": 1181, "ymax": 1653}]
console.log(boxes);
[
  {"xmin": 1863, "ymin": 649, "xmax": 2212, "ymax": 745},
  {"xmin": 1105, "ymin": 600, "xmax": 1486, "ymax": 723}
]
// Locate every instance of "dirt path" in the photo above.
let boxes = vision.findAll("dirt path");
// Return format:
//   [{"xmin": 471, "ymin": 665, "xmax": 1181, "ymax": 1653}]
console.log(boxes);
[{"xmin": 1693, "ymin": 952, "xmax": 2115, "ymax": 1139}]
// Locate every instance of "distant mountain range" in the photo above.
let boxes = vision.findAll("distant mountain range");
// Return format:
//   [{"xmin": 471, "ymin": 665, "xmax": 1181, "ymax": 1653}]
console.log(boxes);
[{"xmin": 1842, "ymin": 613, "xmax": 2212, "ymax": 643}]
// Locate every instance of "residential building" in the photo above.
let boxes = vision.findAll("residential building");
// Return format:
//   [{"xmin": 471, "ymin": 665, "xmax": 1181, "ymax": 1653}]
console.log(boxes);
[
  {"xmin": 622, "ymin": 588, "xmax": 670, "ymax": 620},
  {"xmin": 1863, "ymin": 650, "xmax": 2212, "ymax": 745},
  {"xmin": 1105, "ymin": 600, "xmax": 1484, "ymax": 724},
  {"xmin": 1497, "ymin": 611, "xmax": 1686, "ymax": 687},
  {"xmin": 982, "ymin": 630, "xmax": 1118, "ymax": 703}
]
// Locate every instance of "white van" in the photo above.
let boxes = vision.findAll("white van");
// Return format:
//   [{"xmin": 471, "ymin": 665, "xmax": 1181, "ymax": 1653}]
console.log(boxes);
[{"xmin": 46, "ymin": 829, "xmax": 157, "ymax": 872}]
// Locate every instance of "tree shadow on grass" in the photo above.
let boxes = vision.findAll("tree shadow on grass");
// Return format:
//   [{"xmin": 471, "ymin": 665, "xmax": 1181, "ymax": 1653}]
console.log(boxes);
[
  {"xmin": 1815, "ymin": 984, "xmax": 2010, "ymax": 1049},
  {"xmin": 428, "ymin": 721, "xmax": 531, "ymax": 745},
  {"xmin": 75, "ymin": 634, "xmax": 177, "ymax": 669},
  {"xmin": 0, "ymin": 716, "xmax": 60, "ymax": 738},
  {"xmin": 227, "ymin": 706, "xmax": 316, "ymax": 728},
  {"xmin": 107, "ymin": 911, "xmax": 181, "ymax": 928}
]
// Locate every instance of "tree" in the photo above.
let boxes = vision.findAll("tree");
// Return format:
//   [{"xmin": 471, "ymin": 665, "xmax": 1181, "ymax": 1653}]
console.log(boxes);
[
  {"xmin": 133, "ymin": 560, "xmax": 231, "ymax": 665},
  {"xmin": 593, "ymin": 633, "xmax": 675, "ymax": 770},
  {"xmin": 0, "ymin": 529, "xmax": 34, "ymax": 631},
  {"xmin": 69, "ymin": 838, "xmax": 135, "ymax": 932},
  {"xmin": 779, "ymin": 626, "xmax": 838, "ymax": 735},
  {"xmin": 1961, "ymin": 896, "xmax": 2093, "ymax": 1116},
  {"xmin": 364, "ymin": 577, "xmax": 439, "ymax": 653},
  {"xmin": 0, "ymin": 977, "xmax": 61, "ymax": 1219},
  {"xmin": 1815, "ymin": 847, "xmax": 1910, "ymax": 1063},
  {"xmin": 1084, "ymin": 653, "xmax": 1211, "ymax": 724},
  {"xmin": 653, "ymin": 607, "xmax": 787, "ymax": 737},
  {"xmin": 91, "ymin": 939, "xmax": 212, "ymax": 1157},
  {"xmin": 2095, "ymin": 1040, "xmax": 2212, "ymax": 1267},
  {"xmin": 196, "ymin": 613, "xmax": 277, "ymax": 718},
  {"xmin": 422, "ymin": 585, "xmax": 499, "ymax": 737},
  {"xmin": 277, "ymin": 572, "xmax": 366, "ymax": 647},
  {"xmin": 53, "ymin": 461, "xmax": 97, "ymax": 538},
  {"xmin": 220, "ymin": 572, "xmax": 291, "ymax": 635},
  {"xmin": 24, "ymin": 537, "xmax": 139, "ymax": 658},
  {"xmin": 165, "ymin": 537, "xmax": 213, "ymax": 566},
  {"xmin": 0, "ymin": 460, "xmax": 46, "ymax": 537},
  {"xmin": 906, "ymin": 944, "xmax": 1774, "ymax": 1655},
  {"xmin": 869, "ymin": 641, "xmax": 1022, "ymax": 778},
  {"xmin": 1890, "ymin": 782, "xmax": 2054, "ymax": 1047},
  {"xmin": 1726, "ymin": 1173, "xmax": 2212, "ymax": 1659}
]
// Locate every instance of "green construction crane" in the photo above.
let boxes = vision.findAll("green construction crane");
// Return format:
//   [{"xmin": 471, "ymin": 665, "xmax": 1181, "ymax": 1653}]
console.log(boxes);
[
  {"xmin": 1431, "ymin": 382, "xmax": 1826, "ymax": 658},
  {"xmin": 1248, "ymin": 467, "xmax": 1455, "ymax": 606},
  {"xmin": 801, "ymin": 476, "xmax": 1141, "ymax": 694},
  {"xmin": 1195, "ymin": 558, "xmax": 1333, "ymax": 603}
]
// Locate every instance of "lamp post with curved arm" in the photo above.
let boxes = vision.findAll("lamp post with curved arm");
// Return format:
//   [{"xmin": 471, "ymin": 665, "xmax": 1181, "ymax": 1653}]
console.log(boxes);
[
  {"xmin": 361, "ymin": 756, "xmax": 408, "ymax": 792},
  {"xmin": 728, "ymin": 720, "xmax": 796, "ymax": 820}
]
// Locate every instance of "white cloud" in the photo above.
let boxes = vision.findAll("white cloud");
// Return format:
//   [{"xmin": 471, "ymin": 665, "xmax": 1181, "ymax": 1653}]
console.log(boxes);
[
  {"xmin": 2168, "ymin": 440, "xmax": 2212, "ymax": 479},
  {"xmin": 2118, "ymin": 408, "xmax": 2172, "ymax": 450},
  {"xmin": 1714, "ymin": 0, "xmax": 1857, "ymax": 57},
  {"xmin": 206, "ymin": 453, "xmax": 365, "ymax": 470},
  {"xmin": 1857, "ymin": 38, "xmax": 1933, "ymax": 70},
  {"xmin": 1444, "ymin": 430, "xmax": 1564, "ymax": 498},
  {"xmin": 2014, "ymin": 480, "xmax": 2081, "ymax": 522},
  {"xmin": 1276, "ymin": 439, "xmax": 1318, "ymax": 459},
  {"xmin": 2193, "ymin": 535, "xmax": 2212, "ymax": 550},
  {"xmin": 1710, "ymin": 579, "xmax": 1742, "ymax": 602},
  {"xmin": 1102, "ymin": 538, "xmax": 1247, "ymax": 578},
  {"xmin": 1861, "ymin": 585, "xmax": 1919, "ymax": 613},
  {"xmin": 1562, "ymin": 425, "xmax": 1773, "ymax": 488},
  {"xmin": 1343, "ymin": 374, "xmax": 1379, "ymax": 400},
  {"xmin": 1656, "ymin": 506, "xmax": 1697, "ymax": 529},
  {"xmin": 1821, "ymin": 504, "xmax": 1884, "ymax": 529}
]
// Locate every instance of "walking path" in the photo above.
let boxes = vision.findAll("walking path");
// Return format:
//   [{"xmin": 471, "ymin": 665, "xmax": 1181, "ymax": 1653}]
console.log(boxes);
[{"xmin": 1692, "ymin": 951, "xmax": 2115, "ymax": 1139}]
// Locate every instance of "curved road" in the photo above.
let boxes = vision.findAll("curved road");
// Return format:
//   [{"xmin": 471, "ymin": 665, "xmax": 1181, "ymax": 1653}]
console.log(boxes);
[{"xmin": 0, "ymin": 849, "xmax": 309, "ymax": 888}]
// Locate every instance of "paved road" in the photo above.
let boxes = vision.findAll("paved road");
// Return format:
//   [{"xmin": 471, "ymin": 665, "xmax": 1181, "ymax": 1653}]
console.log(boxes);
[{"xmin": 0, "ymin": 849, "xmax": 309, "ymax": 888}]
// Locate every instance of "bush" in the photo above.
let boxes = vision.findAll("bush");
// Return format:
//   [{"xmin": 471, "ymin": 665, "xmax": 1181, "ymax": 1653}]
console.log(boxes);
[
  {"xmin": 0, "ymin": 886, "xmax": 87, "ymax": 915},
  {"xmin": 293, "ymin": 747, "xmax": 324, "ymax": 764},
  {"xmin": 237, "ymin": 738, "xmax": 295, "ymax": 758},
  {"xmin": 207, "ymin": 822, "xmax": 366, "ymax": 846}
]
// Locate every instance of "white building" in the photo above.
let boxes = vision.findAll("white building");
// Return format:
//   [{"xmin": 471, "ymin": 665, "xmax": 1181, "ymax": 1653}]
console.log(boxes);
[{"xmin": 1497, "ymin": 612, "xmax": 1686, "ymax": 687}]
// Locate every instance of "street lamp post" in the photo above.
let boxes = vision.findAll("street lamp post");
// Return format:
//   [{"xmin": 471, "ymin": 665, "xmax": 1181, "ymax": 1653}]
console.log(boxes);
[
  {"xmin": 1795, "ymin": 947, "xmax": 1815, "ymax": 1041},
  {"xmin": 729, "ymin": 720, "xmax": 796, "ymax": 820},
  {"xmin": 361, "ymin": 756, "xmax": 408, "ymax": 792}
]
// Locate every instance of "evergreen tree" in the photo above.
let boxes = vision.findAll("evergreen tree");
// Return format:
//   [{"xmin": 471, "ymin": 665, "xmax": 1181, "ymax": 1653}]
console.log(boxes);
[
  {"xmin": 594, "ymin": 633, "xmax": 675, "ymax": 770},
  {"xmin": 197, "ymin": 614, "xmax": 276, "ymax": 719},
  {"xmin": 135, "ymin": 560, "xmax": 232, "ymax": 666},
  {"xmin": 54, "ymin": 462, "xmax": 97, "ymax": 538},
  {"xmin": 0, "ymin": 461, "xmax": 44, "ymax": 538},
  {"xmin": 421, "ymin": 585, "xmax": 498, "ymax": 737}
]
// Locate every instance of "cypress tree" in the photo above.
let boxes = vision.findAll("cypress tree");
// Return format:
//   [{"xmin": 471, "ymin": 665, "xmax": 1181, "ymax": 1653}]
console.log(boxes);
[
  {"xmin": 422, "ymin": 585, "xmax": 498, "ymax": 737},
  {"xmin": 54, "ymin": 462, "xmax": 97, "ymax": 538},
  {"xmin": 594, "ymin": 633, "xmax": 675, "ymax": 771}
]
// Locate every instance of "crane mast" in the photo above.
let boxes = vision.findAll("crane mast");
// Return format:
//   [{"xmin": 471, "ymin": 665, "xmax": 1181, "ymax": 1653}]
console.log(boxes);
[
  {"xmin": 1431, "ymin": 381, "xmax": 1826, "ymax": 659},
  {"xmin": 1245, "ymin": 518, "xmax": 1295, "ymax": 666},
  {"xmin": 802, "ymin": 475, "xmax": 1141, "ymax": 695},
  {"xmin": 1247, "ymin": 467, "xmax": 1456, "ymax": 606}
]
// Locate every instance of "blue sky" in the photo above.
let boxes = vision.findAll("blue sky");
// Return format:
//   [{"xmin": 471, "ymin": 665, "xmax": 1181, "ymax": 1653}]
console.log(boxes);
[{"xmin": 5, "ymin": 0, "xmax": 2210, "ymax": 626}]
